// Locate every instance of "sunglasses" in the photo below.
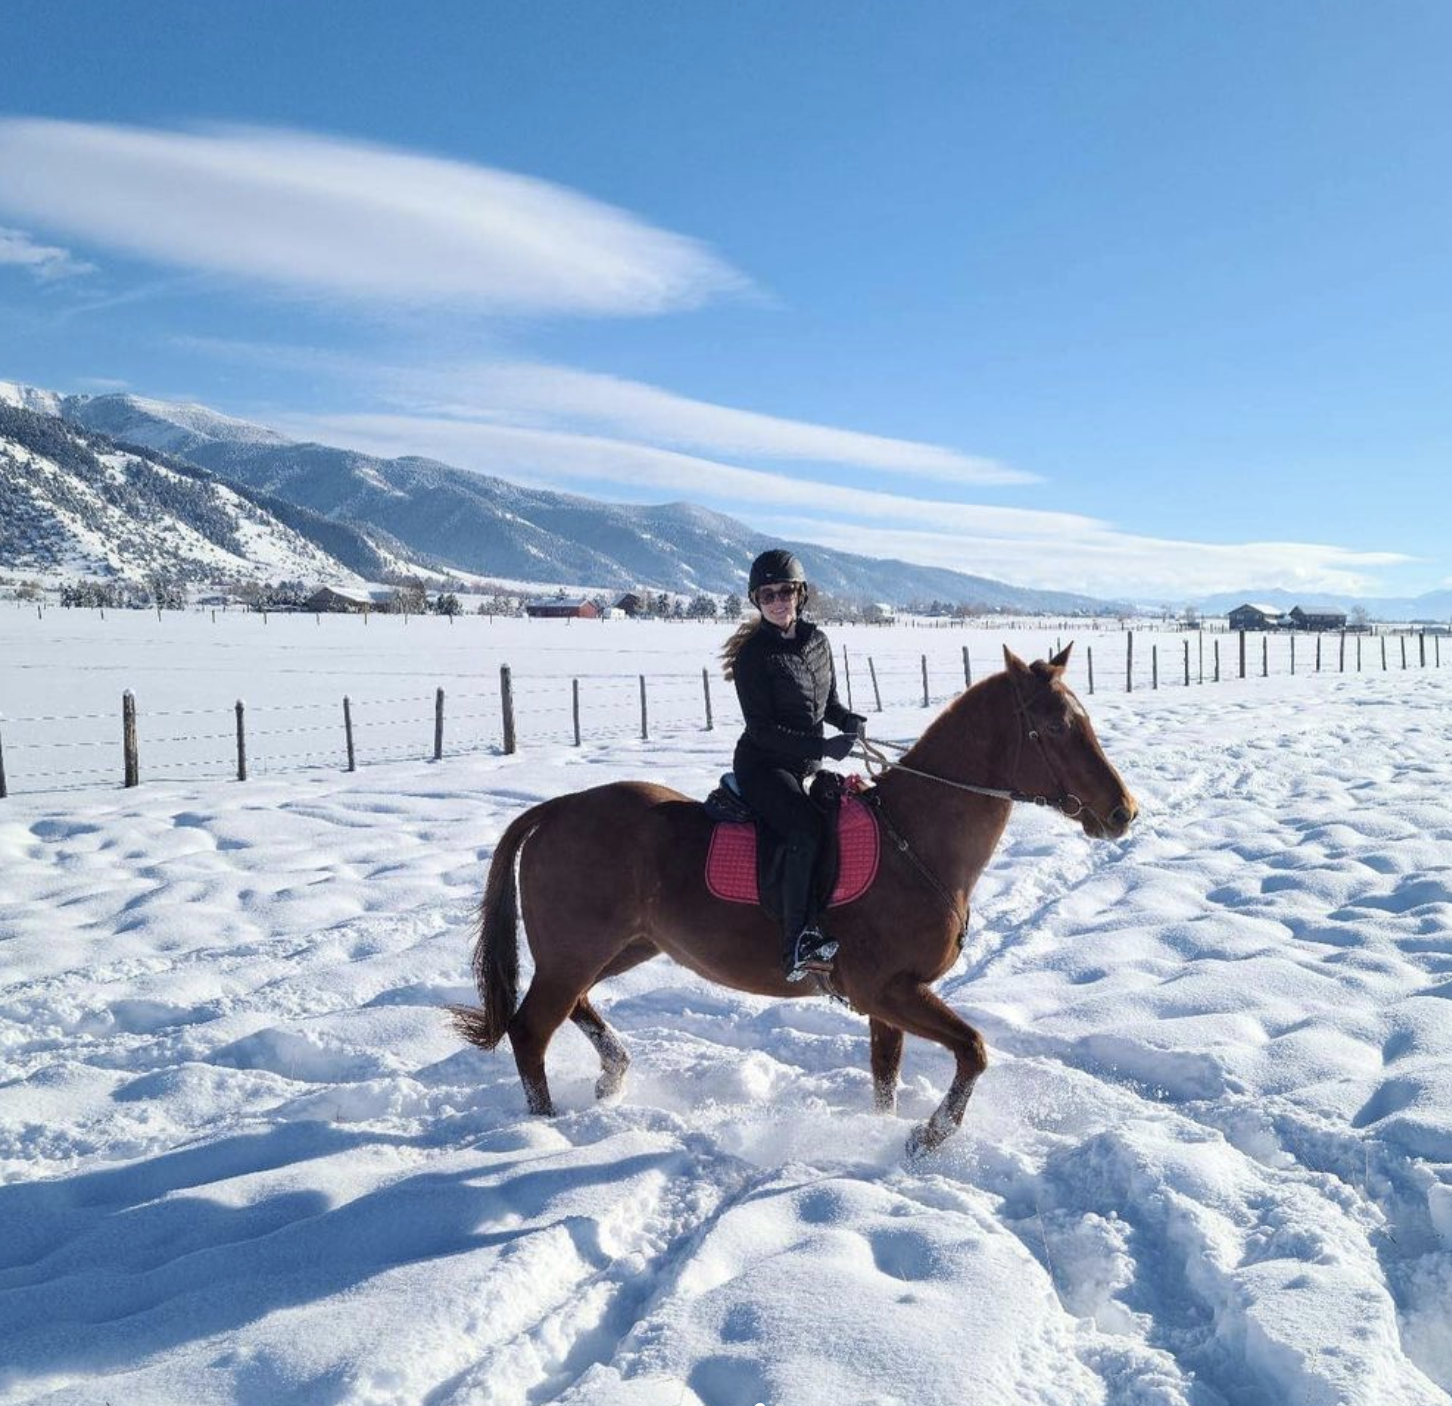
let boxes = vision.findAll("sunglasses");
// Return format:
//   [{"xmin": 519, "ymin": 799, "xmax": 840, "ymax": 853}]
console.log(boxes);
[{"xmin": 756, "ymin": 584, "xmax": 801, "ymax": 605}]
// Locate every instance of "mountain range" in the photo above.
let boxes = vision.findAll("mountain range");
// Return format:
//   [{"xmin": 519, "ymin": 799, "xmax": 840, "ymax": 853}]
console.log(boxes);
[
  {"xmin": 4, "ymin": 379, "xmax": 1448, "ymax": 619},
  {"xmin": 0, "ymin": 381, "xmax": 1121, "ymax": 611}
]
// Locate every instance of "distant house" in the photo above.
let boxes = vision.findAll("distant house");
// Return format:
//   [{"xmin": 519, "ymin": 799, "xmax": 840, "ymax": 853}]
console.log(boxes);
[
  {"xmin": 614, "ymin": 592, "xmax": 646, "ymax": 618},
  {"xmin": 305, "ymin": 585, "xmax": 379, "ymax": 613},
  {"xmin": 1227, "ymin": 603, "xmax": 1285, "ymax": 631},
  {"xmin": 525, "ymin": 597, "xmax": 601, "ymax": 620},
  {"xmin": 1287, "ymin": 605, "xmax": 1348, "ymax": 632}
]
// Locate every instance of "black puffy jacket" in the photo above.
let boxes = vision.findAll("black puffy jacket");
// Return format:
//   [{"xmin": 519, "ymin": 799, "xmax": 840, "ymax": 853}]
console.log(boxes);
[{"xmin": 732, "ymin": 620, "xmax": 861, "ymax": 773}]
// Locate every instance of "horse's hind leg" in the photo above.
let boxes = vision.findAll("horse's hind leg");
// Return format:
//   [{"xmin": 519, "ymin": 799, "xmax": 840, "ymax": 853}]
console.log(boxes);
[
  {"xmin": 572, "ymin": 938, "xmax": 658, "ymax": 1101},
  {"xmin": 869, "ymin": 1018, "xmax": 905, "ymax": 1114},
  {"xmin": 572, "ymin": 997, "xmax": 630, "ymax": 1101},
  {"xmin": 863, "ymin": 977, "xmax": 987, "ymax": 1155},
  {"xmin": 507, "ymin": 977, "xmax": 581, "ymax": 1116}
]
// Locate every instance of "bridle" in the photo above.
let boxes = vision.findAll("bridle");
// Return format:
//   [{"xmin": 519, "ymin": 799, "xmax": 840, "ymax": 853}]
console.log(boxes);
[
  {"xmin": 850, "ymin": 672, "xmax": 1105, "ymax": 941},
  {"xmin": 856, "ymin": 670, "xmax": 1089, "ymax": 823}
]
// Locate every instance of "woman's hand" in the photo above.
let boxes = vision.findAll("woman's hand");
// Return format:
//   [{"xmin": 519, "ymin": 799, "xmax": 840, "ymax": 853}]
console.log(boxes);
[{"xmin": 822, "ymin": 733, "xmax": 856, "ymax": 761}]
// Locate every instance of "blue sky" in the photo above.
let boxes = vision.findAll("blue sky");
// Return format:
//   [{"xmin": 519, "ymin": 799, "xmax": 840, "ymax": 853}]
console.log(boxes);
[{"xmin": 3, "ymin": 0, "xmax": 1450, "ymax": 602}]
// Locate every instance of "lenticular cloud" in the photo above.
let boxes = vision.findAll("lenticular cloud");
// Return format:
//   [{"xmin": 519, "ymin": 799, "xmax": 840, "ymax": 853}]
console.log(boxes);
[{"xmin": 0, "ymin": 119, "xmax": 746, "ymax": 314}]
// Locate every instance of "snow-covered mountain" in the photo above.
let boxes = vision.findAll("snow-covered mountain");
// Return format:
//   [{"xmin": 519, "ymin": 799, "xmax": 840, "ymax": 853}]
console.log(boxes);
[
  {"xmin": 0, "ymin": 403, "xmax": 403, "ymax": 587},
  {"xmin": 64, "ymin": 392, "xmax": 292, "ymax": 458},
  {"xmin": 0, "ymin": 383, "xmax": 1121, "ymax": 610}
]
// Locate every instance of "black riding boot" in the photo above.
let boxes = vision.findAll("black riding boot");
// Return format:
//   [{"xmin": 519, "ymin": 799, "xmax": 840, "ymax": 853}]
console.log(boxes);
[{"xmin": 780, "ymin": 830, "xmax": 838, "ymax": 981}]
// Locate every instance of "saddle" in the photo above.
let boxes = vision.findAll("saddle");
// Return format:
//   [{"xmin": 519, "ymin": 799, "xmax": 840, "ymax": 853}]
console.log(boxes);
[{"xmin": 704, "ymin": 770, "xmax": 880, "ymax": 921}]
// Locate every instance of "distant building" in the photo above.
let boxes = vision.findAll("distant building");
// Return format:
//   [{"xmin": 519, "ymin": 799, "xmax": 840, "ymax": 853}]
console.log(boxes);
[
  {"xmin": 524, "ymin": 597, "xmax": 601, "ymax": 619},
  {"xmin": 614, "ymin": 592, "xmax": 646, "ymax": 618},
  {"xmin": 305, "ymin": 585, "xmax": 380, "ymax": 613},
  {"xmin": 1286, "ymin": 605, "xmax": 1348, "ymax": 632},
  {"xmin": 1227, "ymin": 602, "xmax": 1285, "ymax": 631}
]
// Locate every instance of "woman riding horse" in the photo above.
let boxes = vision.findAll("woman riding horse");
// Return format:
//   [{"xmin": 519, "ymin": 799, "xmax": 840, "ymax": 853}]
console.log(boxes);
[
  {"xmin": 451, "ymin": 627, "xmax": 1138, "ymax": 1154},
  {"xmin": 722, "ymin": 549, "xmax": 867, "ymax": 982}
]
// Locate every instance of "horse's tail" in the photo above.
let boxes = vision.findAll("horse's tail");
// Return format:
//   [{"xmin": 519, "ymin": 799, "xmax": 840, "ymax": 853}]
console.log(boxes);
[{"xmin": 450, "ymin": 798, "xmax": 557, "ymax": 1050}]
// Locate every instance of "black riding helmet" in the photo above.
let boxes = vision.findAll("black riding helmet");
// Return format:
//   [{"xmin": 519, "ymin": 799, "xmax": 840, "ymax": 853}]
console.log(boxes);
[{"xmin": 748, "ymin": 549, "xmax": 807, "ymax": 600}]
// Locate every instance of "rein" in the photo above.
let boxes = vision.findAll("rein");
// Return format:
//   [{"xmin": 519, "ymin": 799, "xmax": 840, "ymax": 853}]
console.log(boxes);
[
  {"xmin": 848, "ymin": 677, "xmax": 1098, "ymax": 941},
  {"xmin": 856, "ymin": 738, "xmax": 1085, "ymax": 821}
]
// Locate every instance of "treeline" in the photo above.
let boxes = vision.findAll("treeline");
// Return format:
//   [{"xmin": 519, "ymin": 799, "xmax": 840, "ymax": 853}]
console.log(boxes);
[{"xmin": 59, "ymin": 577, "xmax": 189, "ymax": 609}]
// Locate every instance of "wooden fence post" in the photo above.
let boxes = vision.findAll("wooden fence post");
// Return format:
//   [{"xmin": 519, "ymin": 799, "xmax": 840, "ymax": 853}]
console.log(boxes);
[
  {"xmin": 1198, "ymin": 633, "xmax": 1204, "ymax": 684},
  {"xmin": 1339, "ymin": 632, "xmax": 1346, "ymax": 672},
  {"xmin": 1316, "ymin": 635, "xmax": 1322, "ymax": 672},
  {"xmin": 1290, "ymin": 635, "xmax": 1296, "ymax": 675},
  {"xmin": 0, "ymin": 723, "xmax": 8, "ymax": 799},
  {"xmin": 1419, "ymin": 631, "xmax": 1426, "ymax": 668},
  {"xmin": 1214, "ymin": 639, "xmax": 1221, "ymax": 683},
  {"xmin": 235, "ymin": 700, "xmax": 247, "ymax": 782},
  {"xmin": 1238, "ymin": 630, "xmax": 1246, "ymax": 680},
  {"xmin": 434, "ymin": 687, "xmax": 445, "ymax": 761},
  {"xmin": 572, "ymin": 679, "xmax": 581, "ymax": 746},
  {"xmin": 1381, "ymin": 636, "xmax": 1388, "ymax": 671},
  {"xmin": 1153, "ymin": 644, "xmax": 1159, "ymax": 690},
  {"xmin": 869, "ymin": 657, "xmax": 883, "ymax": 712},
  {"xmin": 500, "ymin": 666, "xmax": 516, "ymax": 754},
  {"xmin": 1126, "ymin": 631, "xmax": 1134, "ymax": 692},
  {"xmin": 123, "ymin": 690, "xmax": 139, "ymax": 788},
  {"xmin": 702, "ymin": 668, "xmax": 714, "ymax": 730},
  {"xmin": 639, "ymin": 675, "xmax": 649, "ymax": 740},
  {"xmin": 962, "ymin": 646, "xmax": 972, "ymax": 689},
  {"xmin": 1087, "ymin": 645, "xmax": 1095, "ymax": 695},
  {"xmin": 1357, "ymin": 635, "xmax": 1362, "ymax": 671},
  {"xmin": 1401, "ymin": 635, "xmax": 1408, "ymax": 670},
  {"xmin": 1262, "ymin": 635, "xmax": 1268, "ymax": 677},
  {"xmin": 1183, "ymin": 639, "xmax": 1190, "ymax": 686},
  {"xmin": 344, "ymin": 696, "xmax": 356, "ymax": 771},
  {"xmin": 843, "ymin": 647, "xmax": 854, "ymax": 712},
  {"xmin": 921, "ymin": 655, "xmax": 930, "ymax": 707}
]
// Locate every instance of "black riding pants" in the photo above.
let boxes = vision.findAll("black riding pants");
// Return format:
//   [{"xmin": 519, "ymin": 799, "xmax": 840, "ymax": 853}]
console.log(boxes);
[{"xmin": 733, "ymin": 755, "xmax": 824, "ymax": 941}]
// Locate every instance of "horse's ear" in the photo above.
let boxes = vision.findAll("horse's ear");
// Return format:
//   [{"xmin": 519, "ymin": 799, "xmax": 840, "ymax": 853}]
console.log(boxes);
[
  {"xmin": 1003, "ymin": 646, "xmax": 1030, "ymax": 677},
  {"xmin": 1050, "ymin": 642, "xmax": 1073, "ymax": 671}
]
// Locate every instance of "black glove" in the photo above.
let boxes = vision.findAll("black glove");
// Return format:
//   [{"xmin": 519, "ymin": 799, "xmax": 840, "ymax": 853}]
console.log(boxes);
[
  {"xmin": 844, "ymin": 712, "xmax": 868, "ymax": 739},
  {"xmin": 822, "ymin": 733, "xmax": 856, "ymax": 761}
]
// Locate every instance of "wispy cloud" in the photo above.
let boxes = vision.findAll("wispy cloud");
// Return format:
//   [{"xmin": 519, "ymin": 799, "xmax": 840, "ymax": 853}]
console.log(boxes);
[
  {"xmin": 268, "ymin": 407, "xmax": 1407, "ymax": 597},
  {"xmin": 0, "ymin": 120, "xmax": 747, "ymax": 315},
  {"xmin": 759, "ymin": 516, "xmax": 1409, "ymax": 599},
  {"xmin": 0, "ymin": 225, "xmax": 95, "ymax": 280},
  {"xmin": 269, "ymin": 410, "xmax": 1075, "ymax": 530},
  {"xmin": 393, "ymin": 362, "xmax": 1034, "ymax": 484},
  {"xmin": 178, "ymin": 336, "xmax": 1029, "ymax": 484}
]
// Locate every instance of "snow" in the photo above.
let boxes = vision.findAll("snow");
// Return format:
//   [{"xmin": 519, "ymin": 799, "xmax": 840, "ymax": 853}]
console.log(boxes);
[
  {"xmin": 0, "ymin": 437, "xmax": 359, "ymax": 588},
  {"xmin": 0, "ymin": 382, "xmax": 63, "ymax": 417},
  {"xmin": 1, "ymin": 612, "xmax": 1450, "ymax": 1404}
]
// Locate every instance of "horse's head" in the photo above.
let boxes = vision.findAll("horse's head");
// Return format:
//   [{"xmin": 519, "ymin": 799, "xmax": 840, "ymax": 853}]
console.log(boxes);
[{"xmin": 1002, "ymin": 644, "xmax": 1139, "ymax": 840}]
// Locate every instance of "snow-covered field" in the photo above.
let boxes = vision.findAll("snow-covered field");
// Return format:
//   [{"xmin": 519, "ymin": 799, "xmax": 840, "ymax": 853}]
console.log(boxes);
[{"xmin": 2, "ymin": 611, "xmax": 1451, "ymax": 1404}]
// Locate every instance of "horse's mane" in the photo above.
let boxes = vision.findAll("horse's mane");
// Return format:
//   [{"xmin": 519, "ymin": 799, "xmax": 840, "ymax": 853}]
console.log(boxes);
[{"xmin": 902, "ymin": 658, "xmax": 1063, "ymax": 763}]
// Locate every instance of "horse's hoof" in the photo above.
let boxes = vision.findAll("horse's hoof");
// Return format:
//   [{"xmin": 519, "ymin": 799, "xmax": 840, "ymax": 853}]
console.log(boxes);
[
  {"xmin": 873, "ymin": 1094, "xmax": 897, "ymax": 1116},
  {"xmin": 905, "ymin": 1122, "xmax": 944, "ymax": 1161},
  {"xmin": 595, "ymin": 1072, "xmax": 624, "ymax": 1101}
]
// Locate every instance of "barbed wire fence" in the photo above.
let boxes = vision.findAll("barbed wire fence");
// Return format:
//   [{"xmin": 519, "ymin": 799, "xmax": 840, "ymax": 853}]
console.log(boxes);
[{"xmin": 0, "ymin": 627, "xmax": 1444, "ymax": 800}]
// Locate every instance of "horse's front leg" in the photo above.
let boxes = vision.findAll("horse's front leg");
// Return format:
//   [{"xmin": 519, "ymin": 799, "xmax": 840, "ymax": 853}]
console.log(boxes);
[
  {"xmin": 863, "ymin": 976, "xmax": 987, "ymax": 1156},
  {"xmin": 869, "ymin": 1018, "xmax": 904, "ymax": 1114}
]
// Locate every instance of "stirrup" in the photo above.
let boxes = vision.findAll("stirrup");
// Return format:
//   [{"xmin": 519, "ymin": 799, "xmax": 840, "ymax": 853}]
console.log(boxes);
[{"xmin": 784, "ymin": 927, "xmax": 839, "ymax": 983}]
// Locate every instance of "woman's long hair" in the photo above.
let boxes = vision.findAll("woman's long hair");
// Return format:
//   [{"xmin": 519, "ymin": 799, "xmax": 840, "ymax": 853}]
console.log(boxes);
[{"xmin": 721, "ymin": 616, "xmax": 761, "ymax": 680}]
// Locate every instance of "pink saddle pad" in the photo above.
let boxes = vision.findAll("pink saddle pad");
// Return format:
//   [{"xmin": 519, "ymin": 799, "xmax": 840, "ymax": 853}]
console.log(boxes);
[{"xmin": 706, "ymin": 793, "xmax": 880, "ymax": 907}]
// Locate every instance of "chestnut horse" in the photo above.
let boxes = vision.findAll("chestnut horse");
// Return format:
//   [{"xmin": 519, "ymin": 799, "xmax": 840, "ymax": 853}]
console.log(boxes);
[{"xmin": 452, "ymin": 645, "xmax": 1137, "ymax": 1155}]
